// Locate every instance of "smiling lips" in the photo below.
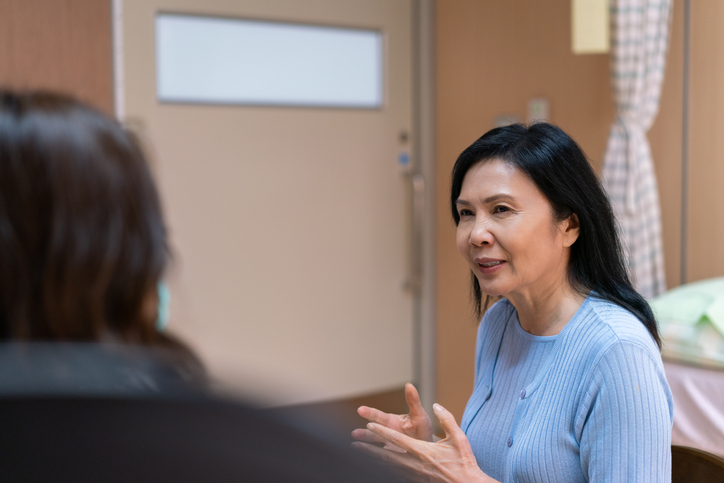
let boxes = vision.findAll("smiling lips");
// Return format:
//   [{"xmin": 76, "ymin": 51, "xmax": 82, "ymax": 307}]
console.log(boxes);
[{"xmin": 475, "ymin": 258, "xmax": 506, "ymax": 274}]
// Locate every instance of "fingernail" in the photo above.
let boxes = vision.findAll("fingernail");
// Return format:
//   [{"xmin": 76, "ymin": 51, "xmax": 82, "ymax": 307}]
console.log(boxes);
[
  {"xmin": 433, "ymin": 403, "xmax": 443, "ymax": 412},
  {"xmin": 367, "ymin": 422, "xmax": 375, "ymax": 430}
]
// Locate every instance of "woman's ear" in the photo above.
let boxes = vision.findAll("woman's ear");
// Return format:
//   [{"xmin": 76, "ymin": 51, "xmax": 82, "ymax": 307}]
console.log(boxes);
[{"xmin": 562, "ymin": 213, "xmax": 580, "ymax": 248}]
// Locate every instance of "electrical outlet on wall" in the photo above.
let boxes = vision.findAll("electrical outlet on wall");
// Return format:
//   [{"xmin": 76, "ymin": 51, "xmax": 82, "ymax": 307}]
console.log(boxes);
[{"xmin": 528, "ymin": 98, "xmax": 550, "ymax": 124}]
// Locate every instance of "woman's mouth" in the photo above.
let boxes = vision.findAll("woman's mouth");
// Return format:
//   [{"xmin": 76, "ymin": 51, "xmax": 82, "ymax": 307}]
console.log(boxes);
[
  {"xmin": 480, "ymin": 261, "xmax": 503, "ymax": 268},
  {"xmin": 476, "ymin": 259, "xmax": 506, "ymax": 274}
]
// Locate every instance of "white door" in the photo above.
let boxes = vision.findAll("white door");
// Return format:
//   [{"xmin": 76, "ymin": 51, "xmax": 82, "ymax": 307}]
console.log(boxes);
[{"xmin": 117, "ymin": 0, "xmax": 415, "ymax": 405}]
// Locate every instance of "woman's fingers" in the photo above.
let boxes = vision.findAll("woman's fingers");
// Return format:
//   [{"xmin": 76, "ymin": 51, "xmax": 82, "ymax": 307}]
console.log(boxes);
[
  {"xmin": 402, "ymin": 383, "xmax": 434, "ymax": 442},
  {"xmin": 404, "ymin": 383, "xmax": 426, "ymax": 420},
  {"xmin": 351, "ymin": 441, "xmax": 413, "ymax": 466},
  {"xmin": 433, "ymin": 403, "xmax": 464, "ymax": 441},
  {"xmin": 357, "ymin": 403, "xmax": 486, "ymax": 483},
  {"xmin": 358, "ymin": 387, "xmax": 432, "ymax": 443},
  {"xmin": 365, "ymin": 422, "xmax": 424, "ymax": 457},
  {"xmin": 350, "ymin": 428, "xmax": 386, "ymax": 444},
  {"xmin": 357, "ymin": 405, "xmax": 396, "ymax": 427}
]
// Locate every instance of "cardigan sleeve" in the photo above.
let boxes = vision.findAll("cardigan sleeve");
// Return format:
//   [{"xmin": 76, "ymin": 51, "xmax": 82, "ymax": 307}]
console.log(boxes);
[{"xmin": 577, "ymin": 341, "xmax": 674, "ymax": 482}]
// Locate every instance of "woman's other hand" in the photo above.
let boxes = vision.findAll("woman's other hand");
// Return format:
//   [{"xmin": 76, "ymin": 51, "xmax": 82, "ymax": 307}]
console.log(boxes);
[
  {"xmin": 352, "ymin": 383, "xmax": 433, "ymax": 449},
  {"xmin": 353, "ymin": 403, "xmax": 494, "ymax": 483}
]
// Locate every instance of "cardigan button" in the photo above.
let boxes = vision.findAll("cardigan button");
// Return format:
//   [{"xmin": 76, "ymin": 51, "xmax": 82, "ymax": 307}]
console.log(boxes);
[
  {"xmin": 520, "ymin": 389, "xmax": 526, "ymax": 399},
  {"xmin": 507, "ymin": 436, "xmax": 513, "ymax": 447}
]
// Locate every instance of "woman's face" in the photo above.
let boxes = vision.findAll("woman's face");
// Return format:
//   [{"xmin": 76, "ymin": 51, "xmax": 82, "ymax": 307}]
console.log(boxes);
[{"xmin": 455, "ymin": 159, "xmax": 579, "ymax": 301}]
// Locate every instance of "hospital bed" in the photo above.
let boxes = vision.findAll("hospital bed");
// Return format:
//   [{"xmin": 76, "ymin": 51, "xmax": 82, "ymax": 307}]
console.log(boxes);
[{"xmin": 651, "ymin": 277, "xmax": 724, "ymax": 457}]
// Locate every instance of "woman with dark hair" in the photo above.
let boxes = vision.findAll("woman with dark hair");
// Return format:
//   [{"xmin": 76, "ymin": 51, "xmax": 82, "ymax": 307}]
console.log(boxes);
[
  {"xmin": 354, "ymin": 123, "xmax": 673, "ymax": 482},
  {"xmin": 0, "ymin": 90, "xmax": 203, "ymax": 394}
]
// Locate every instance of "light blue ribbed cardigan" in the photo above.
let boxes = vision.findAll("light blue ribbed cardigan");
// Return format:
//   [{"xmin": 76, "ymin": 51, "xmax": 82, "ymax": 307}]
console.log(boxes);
[{"xmin": 462, "ymin": 296, "xmax": 674, "ymax": 482}]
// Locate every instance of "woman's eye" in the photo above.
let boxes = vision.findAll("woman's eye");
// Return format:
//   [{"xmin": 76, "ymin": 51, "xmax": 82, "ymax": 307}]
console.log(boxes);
[
  {"xmin": 458, "ymin": 209, "xmax": 473, "ymax": 217},
  {"xmin": 493, "ymin": 206, "xmax": 510, "ymax": 214}
]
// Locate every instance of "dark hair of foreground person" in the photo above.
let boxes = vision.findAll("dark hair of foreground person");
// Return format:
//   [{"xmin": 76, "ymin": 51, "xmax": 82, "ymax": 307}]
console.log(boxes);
[{"xmin": 0, "ymin": 90, "xmax": 167, "ymax": 343}]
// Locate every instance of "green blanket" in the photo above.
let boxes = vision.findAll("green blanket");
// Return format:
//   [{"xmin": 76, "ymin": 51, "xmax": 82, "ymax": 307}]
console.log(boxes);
[{"xmin": 650, "ymin": 277, "xmax": 724, "ymax": 369}]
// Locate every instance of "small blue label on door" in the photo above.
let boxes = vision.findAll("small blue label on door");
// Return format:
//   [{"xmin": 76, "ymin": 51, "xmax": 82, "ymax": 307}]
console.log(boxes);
[{"xmin": 398, "ymin": 152, "xmax": 410, "ymax": 167}]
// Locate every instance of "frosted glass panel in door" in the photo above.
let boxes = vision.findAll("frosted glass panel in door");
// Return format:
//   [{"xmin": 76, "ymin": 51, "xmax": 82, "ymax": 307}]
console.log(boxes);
[{"xmin": 156, "ymin": 14, "xmax": 383, "ymax": 107}]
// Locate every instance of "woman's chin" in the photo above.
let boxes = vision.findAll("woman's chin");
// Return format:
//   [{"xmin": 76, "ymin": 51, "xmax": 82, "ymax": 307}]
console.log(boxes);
[{"xmin": 478, "ymin": 284, "xmax": 507, "ymax": 298}]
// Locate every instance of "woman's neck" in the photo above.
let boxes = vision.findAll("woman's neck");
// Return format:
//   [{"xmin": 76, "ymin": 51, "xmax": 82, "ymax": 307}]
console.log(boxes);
[{"xmin": 506, "ymin": 277, "xmax": 586, "ymax": 337}]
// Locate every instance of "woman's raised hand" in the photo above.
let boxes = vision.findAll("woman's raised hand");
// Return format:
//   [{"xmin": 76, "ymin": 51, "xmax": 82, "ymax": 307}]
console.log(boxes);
[
  {"xmin": 352, "ymin": 383, "xmax": 433, "ymax": 448},
  {"xmin": 353, "ymin": 402, "xmax": 493, "ymax": 483}
]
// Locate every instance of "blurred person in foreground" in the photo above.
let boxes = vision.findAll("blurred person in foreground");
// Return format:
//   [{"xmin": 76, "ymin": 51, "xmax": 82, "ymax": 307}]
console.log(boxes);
[
  {"xmin": 353, "ymin": 123, "xmax": 673, "ymax": 482},
  {"xmin": 0, "ymin": 89, "xmax": 204, "ymax": 394},
  {"xmin": 0, "ymin": 90, "xmax": 407, "ymax": 483}
]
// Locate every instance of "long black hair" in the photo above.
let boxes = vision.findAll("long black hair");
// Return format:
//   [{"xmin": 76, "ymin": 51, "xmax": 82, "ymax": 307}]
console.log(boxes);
[{"xmin": 450, "ymin": 123, "xmax": 660, "ymax": 348}]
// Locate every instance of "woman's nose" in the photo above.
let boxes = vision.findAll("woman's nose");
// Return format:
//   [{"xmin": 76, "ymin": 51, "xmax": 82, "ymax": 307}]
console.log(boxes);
[{"xmin": 470, "ymin": 219, "xmax": 493, "ymax": 246}]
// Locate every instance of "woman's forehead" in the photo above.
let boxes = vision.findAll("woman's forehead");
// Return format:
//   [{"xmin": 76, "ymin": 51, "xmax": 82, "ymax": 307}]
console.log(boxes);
[{"xmin": 460, "ymin": 159, "xmax": 532, "ymax": 195}]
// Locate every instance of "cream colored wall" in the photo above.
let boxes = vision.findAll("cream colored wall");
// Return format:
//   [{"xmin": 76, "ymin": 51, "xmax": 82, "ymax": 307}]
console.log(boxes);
[{"xmin": 435, "ymin": 0, "xmax": 613, "ymax": 420}]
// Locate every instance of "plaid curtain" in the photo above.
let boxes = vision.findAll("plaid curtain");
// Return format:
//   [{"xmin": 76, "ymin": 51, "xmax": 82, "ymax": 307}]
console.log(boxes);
[{"xmin": 602, "ymin": 0, "xmax": 673, "ymax": 299}]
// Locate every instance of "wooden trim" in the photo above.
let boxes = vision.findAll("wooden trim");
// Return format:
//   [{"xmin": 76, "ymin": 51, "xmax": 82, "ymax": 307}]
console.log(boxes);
[{"xmin": 672, "ymin": 445, "xmax": 724, "ymax": 482}]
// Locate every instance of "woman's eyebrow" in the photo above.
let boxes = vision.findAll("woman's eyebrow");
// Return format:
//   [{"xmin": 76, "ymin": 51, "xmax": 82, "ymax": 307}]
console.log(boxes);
[
  {"xmin": 484, "ymin": 194, "xmax": 515, "ymax": 204},
  {"xmin": 456, "ymin": 194, "xmax": 514, "ymax": 205}
]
